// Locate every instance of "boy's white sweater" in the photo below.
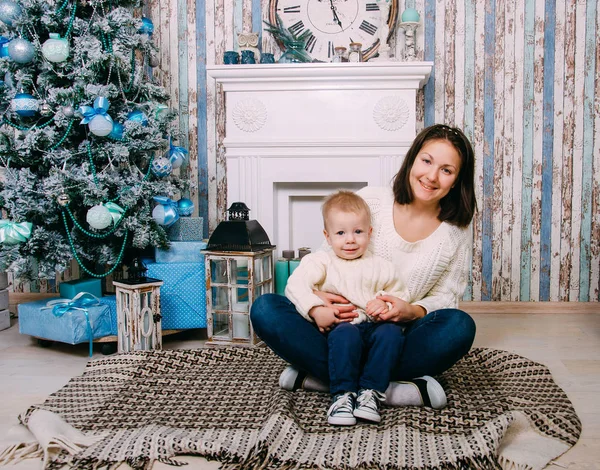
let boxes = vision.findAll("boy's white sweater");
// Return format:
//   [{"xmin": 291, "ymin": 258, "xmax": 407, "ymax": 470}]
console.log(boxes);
[{"xmin": 285, "ymin": 250, "xmax": 409, "ymax": 324}]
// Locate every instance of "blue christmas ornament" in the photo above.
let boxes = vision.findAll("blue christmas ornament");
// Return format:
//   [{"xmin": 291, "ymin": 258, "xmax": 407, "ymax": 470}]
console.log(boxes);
[
  {"xmin": 177, "ymin": 198, "xmax": 194, "ymax": 217},
  {"xmin": 127, "ymin": 110, "xmax": 148, "ymax": 126},
  {"xmin": 108, "ymin": 122, "xmax": 124, "ymax": 140},
  {"xmin": 0, "ymin": 0, "xmax": 22, "ymax": 26},
  {"xmin": 79, "ymin": 97, "xmax": 114, "ymax": 136},
  {"xmin": 150, "ymin": 156, "xmax": 172, "ymax": 178},
  {"xmin": 167, "ymin": 140, "xmax": 188, "ymax": 169},
  {"xmin": 0, "ymin": 36, "xmax": 10, "ymax": 57},
  {"xmin": 139, "ymin": 17, "xmax": 154, "ymax": 35},
  {"xmin": 152, "ymin": 196, "xmax": 179, "ymax": 227},
  {"xmin": 8, "ymin": 38, "xmax": 35, "ymax": 64},
  {"xmin": 11, "ymin": 92, "xmax": 38, "ymax": 117}
]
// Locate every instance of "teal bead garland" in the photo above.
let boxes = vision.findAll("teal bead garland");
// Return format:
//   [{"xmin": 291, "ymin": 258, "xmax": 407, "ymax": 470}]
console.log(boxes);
[
  {"xmin": 61, "ymin": 210, "xmax": 129, "ymax": 278},
  {"xmin": 3, "ymin": 116, "xmax": 56, "ymax": 130}
]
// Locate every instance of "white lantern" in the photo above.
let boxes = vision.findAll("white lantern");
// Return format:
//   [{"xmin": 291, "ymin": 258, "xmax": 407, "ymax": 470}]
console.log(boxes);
[{"xmin": 113, "ymin": 279, "xmax": 163, "ymax": 353}]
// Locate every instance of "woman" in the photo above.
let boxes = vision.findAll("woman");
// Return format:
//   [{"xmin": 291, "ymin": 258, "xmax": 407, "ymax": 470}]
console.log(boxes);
[{"xmin": 250, "ymin": 124, "xmax": 477, "ymax": 409}]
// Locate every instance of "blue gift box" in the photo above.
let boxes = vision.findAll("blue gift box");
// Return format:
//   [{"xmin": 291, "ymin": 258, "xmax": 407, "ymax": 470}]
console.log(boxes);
[
  {"xmin": 167, "ymin": 217, "xmax": 204, "ymax": 241},
  {"xmin": 18, "ymin": 298, "xmax": 113, "ymax": 345},
  {"xmin": 146, "ymin": 262, "xmax": 206, "ymax": 329},
  {"xmin": 155, "ymin": 241, "xmax": 207, "ymax": 264},
  {"xmin": 59, "ymin": 278, "xmax": 102, "ymax": 299}
]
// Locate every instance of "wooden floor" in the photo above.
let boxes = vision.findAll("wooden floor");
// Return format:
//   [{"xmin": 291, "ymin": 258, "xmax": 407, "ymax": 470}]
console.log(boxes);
[{"xmin": 0, "ymin": 308, "xmax": 599, "ymax": 469}]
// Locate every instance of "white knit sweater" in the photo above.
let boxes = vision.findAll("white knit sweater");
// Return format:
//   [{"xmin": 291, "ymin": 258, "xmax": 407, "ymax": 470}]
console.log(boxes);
[
  {"xmin": 285, "ymin": 250, "xmax": 409, "ymax": 324},
  {"xmin": 356, "ymin": 186, "xmax": 472, "ymax": 314}
]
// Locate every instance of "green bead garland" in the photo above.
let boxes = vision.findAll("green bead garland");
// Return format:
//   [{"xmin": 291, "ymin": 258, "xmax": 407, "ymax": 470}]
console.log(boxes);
[
  {"xmin": 61, "ymin": 210, "xmax": 129, "ymax": 278},
  {"xmin": 3, "ymin": 116, "xmax": 55, "ymax": 131}
]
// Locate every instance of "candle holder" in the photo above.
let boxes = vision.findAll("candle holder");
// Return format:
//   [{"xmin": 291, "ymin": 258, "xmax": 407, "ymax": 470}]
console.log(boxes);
[{"xmin": 397, "ymin": 21, "xmax": 420, "ymax": 61}]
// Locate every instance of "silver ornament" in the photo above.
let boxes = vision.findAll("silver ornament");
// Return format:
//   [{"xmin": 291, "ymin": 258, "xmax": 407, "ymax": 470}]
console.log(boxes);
[
  {"xmin": 39, "ymin": 102, "xmax": 52, "ymax": 117},
  {"xmin": 0, "ymin": 0, "xmax": 22, "ymax": 26},
  {"xmin": 8, "ymin": 38, "xmax": 35, "ymax": 64},
  {"xmin": 57, "ymin": 194, "xmax": 70, "ymax": 206},
  {"xmin": 149, "ymin": 53, "xmax": 159, "ymax": 67},
  {"xmin": 62, "ymin": 105, "xmax": 75, "ymax": 118}
]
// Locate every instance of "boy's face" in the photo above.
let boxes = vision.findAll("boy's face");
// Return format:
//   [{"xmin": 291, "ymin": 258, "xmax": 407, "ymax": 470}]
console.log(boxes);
[{"xmin": 324, "ymin": 210, "xmax": 372, "ymax": 260}]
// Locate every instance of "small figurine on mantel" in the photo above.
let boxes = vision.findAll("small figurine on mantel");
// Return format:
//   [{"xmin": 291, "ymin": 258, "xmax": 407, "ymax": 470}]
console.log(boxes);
[
  {"xmin": 238, "ymin": 32, "xmax": 261, "ymax": 62},
  {"xmin": 396, "ymin": 8, "xmax": 421, "ymax": 61}
]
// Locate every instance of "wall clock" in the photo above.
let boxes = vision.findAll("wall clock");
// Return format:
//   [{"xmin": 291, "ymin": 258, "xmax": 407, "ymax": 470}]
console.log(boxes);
[{"xmin": 268, "ymin": 0, "xmax": 398, "ymax": 62}]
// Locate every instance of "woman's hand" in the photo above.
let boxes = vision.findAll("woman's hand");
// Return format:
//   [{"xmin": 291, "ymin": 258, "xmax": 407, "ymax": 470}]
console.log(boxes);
[
  {"xmin": 374, "ymin": 295, "xmax": 426, "ymax": 323},
  {"xmin": 313, "ymin": 291, "xmax": 358, "ymax": 322}
]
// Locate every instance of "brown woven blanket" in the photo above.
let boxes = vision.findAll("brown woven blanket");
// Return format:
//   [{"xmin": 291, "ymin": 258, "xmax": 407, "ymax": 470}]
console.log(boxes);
[{"xmin": 10, "ymin": 347, "xmax": 581, "ymax": 469}]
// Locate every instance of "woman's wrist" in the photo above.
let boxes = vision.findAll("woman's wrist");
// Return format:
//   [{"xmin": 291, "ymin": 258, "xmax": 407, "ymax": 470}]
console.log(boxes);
[{"xmin": 411, "ymin": 304, "xmax": 426, "ymax": 320}]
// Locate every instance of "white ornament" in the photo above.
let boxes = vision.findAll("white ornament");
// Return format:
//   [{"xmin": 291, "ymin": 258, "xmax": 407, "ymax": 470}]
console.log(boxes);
[
  {"xmin": 87, "ymin": 204, "xmax": 113, "ymax": 230},
  {"xmin": 232, "ymin": 98, "xmax": 267, "ymax": 133},
  {"xmin": 373, "ymin": 96, "xmax": 410, "ymax": 131},
  {"xmin": 88, "ymin": 115, "xmax": 114, "ymax": 136},
  {"xmin": 41, "ymin": 33, "xmax": 69, "ymax": 63}
]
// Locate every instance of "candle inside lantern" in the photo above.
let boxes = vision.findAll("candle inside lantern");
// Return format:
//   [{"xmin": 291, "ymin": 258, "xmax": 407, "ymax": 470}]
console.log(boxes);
[
  {"xmin": 233, "ymin": 313, "xmax": 250, "ymax": 338},
  {"xmin": 401, "ymin": 8, "xmax": 420, "ymax": 22}
]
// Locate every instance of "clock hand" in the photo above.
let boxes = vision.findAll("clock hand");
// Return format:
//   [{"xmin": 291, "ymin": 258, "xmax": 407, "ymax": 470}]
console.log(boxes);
[{"xmin": 328, "ymin": 0, "xmax": 343, "ymax": 29}]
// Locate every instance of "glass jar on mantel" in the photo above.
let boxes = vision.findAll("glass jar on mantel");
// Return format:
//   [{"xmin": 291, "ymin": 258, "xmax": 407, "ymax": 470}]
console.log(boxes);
[
  {"xmin": 278, "ymin": 40, "xmax": 312, "ymax": 63},
  {"xmin": 203, "ymin": 248, "xmax": 274, "ymax": 347}
]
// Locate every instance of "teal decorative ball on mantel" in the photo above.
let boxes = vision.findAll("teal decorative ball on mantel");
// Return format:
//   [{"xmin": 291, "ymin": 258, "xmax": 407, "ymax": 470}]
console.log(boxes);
[{"xmin": 401, "ymin": 8, "xmax": 420, "ymax": 23}]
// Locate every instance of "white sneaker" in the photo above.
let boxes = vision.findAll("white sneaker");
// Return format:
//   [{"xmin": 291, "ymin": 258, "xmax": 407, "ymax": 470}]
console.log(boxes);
[
  {"xmin": 412, "ymin": 376, "xmax": 447, "ymax": 409},
  {"xmin": 279, "ymin": 366, "xmax": 302, "ymax": 391},
  {"xmin": 353, "ymin": 389, "xmax": 385, "ymax": 423},
  {"xmin": 327, "ymin": 392, "xmax": 357, "ymax": 426}
]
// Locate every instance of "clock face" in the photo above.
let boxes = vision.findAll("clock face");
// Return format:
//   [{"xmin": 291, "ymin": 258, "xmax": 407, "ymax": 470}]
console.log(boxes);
[{"xmin": 269, "ymin": 0, "xmax": 398, "ymax": 62}]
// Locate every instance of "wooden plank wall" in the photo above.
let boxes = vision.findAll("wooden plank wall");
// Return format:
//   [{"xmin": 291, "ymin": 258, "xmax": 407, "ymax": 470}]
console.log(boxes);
[{"xmin": 8, "ymin": 0, "xmax": 599, "ymax": 303}]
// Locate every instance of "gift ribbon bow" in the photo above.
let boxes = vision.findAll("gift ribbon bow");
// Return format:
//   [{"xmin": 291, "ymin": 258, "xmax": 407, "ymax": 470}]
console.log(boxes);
[
  {"xmin": 0, "ymin": 220, "xmax": 33, "ymax": 245},
  {"xmin": 79, "ymin": 97, "xmax": 113, "ymax": 126},
  {"xmin": 43, "ymin": 292, "xmax": 102, "ymax": 357},
  {"xmin": 103, "ymin": 202, "xmax": 125, "ymax": 226}
]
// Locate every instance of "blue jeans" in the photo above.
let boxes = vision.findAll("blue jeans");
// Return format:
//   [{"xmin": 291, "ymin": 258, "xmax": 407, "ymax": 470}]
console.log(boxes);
[
  {"xmin": 250, "ymin": 294, "xmax": 476, "ymax": 384},
  {"xmin": 328, "ymin": 322, "xmax": 404, "ymax": 395}
]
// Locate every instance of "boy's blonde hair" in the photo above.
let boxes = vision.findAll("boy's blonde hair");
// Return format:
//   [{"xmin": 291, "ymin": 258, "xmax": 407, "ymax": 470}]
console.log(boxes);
[{"xmin": 321, "ymin": 190, "xmax": 372, "ymax": 229}]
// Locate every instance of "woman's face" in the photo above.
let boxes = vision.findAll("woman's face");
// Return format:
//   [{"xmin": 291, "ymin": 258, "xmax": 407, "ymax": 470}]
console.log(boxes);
[{"xmin": 409, "ymin": 139, "xmax": 461, "ymax": 206}]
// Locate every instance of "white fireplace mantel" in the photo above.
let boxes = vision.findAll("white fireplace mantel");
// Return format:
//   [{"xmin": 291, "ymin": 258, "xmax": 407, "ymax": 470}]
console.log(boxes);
[{"xmin": 206, "ymin": 62, "xmax": 432, "ymax": 254}]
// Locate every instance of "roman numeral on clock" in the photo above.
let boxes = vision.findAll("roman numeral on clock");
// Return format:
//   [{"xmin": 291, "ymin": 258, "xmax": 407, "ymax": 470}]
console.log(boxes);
[
  {"xmin": 366, "ymin": 3, "xmax": 379, "ymax": 11},
  {"xmin": 359, "ymin": 20, "xmax": 377, "ymax": 35},
  {"xmin": 283, "ymin": 5, "xmax": 301, "ymax": 13},
  {"xmin": 288, "ymin": 20, "xmax": 305, "ymax": 36},
  {"xmin": 305, "ymin": 33, "xmax": 316, "ymax": 53},
  {"xmin": 328, "ymin": 41, "xmax": 334, "ymax": 58}
]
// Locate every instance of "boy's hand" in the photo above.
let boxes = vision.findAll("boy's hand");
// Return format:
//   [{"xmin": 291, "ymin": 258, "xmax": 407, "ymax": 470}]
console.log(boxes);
[
  {"xmin": 308, "ymin": 305, "xmax": 339, "ymax": 333},
  {"xmin": 313, "ymin": 291, "xmax": 358, "ymax": 321},
  {"xmin": 366, "ymin": 298, "xmax": 389, "ymax": 317}
]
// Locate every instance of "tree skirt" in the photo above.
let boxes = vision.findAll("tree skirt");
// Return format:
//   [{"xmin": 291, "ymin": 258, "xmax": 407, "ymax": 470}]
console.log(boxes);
[{"xmin": 0, "ymin": 347, "xmax": 581, "ymax": 470}]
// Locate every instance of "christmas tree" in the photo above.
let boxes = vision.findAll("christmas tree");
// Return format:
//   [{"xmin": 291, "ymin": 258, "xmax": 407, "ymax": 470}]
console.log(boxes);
[{"xmin": 0, "ymin": 0, "xmax": 186, "ymax": 281}]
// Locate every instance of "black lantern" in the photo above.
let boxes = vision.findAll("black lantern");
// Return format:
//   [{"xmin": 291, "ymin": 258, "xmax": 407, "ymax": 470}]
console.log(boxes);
[{"xmin": 206, "ymin": 202, "xmax": 275, "ymax": 252}]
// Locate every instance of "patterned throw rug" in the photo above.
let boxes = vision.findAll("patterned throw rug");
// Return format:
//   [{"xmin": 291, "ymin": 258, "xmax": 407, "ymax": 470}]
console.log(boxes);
[{"xmin": 2, "ymin": 347, "xmax": 581, "ymax": 470}]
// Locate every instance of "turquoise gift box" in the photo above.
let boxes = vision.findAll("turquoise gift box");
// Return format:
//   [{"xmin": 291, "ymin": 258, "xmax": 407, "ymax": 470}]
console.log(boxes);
[
  {"xmin": 59, "ymin": 278, "xmax": 102, "ymax": 299},
  {"xmin": 146, "ymin": 261, "xmax": 206, "ymax": 329},
  {"xmin": 18, "ymin": 297, "xmax": 115, "ymax": 345},
  {"xmin": 155, "ymin": 240, "xmax": 207, "ymax": 264}
]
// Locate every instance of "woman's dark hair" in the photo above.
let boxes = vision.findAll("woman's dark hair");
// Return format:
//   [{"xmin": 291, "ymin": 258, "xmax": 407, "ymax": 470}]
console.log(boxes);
[{"xmin": 392, "ymin": 124, "xmax": 477, "ymax": 227}]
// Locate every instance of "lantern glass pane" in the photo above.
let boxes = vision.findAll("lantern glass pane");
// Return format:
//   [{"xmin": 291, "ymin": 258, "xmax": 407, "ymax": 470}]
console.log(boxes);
[
  {"xmin": 254, "ymin": 284, "xmax": 263, "ymax": 300},
  {"xmin": 232, "ymin": 287, "xmax": 249, "ymax": 312},
  {"xmin": 232, "ymin": 313, "xmax": 250, "ymax": 339},
  {"xmin": 210, "ymin": 259, "xmax": 228, "ymax": 283},
  {"xmin": 211, "ymin": 286, "xmax": 229, "ymax": 311},
  {"xmin": 231, "ymin": 258, "xmax": 249, "ymax": 286},
  {"xmin": 253, "ymin": 258, "xmax": 262, "ymax": 282},
  {"xmin": 262, "ymin": 255, "xmax": 272, "ymax": 280},
  {"xmin": 213, "ymin": 312, "xmax": 229, "ymax": 337}
]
